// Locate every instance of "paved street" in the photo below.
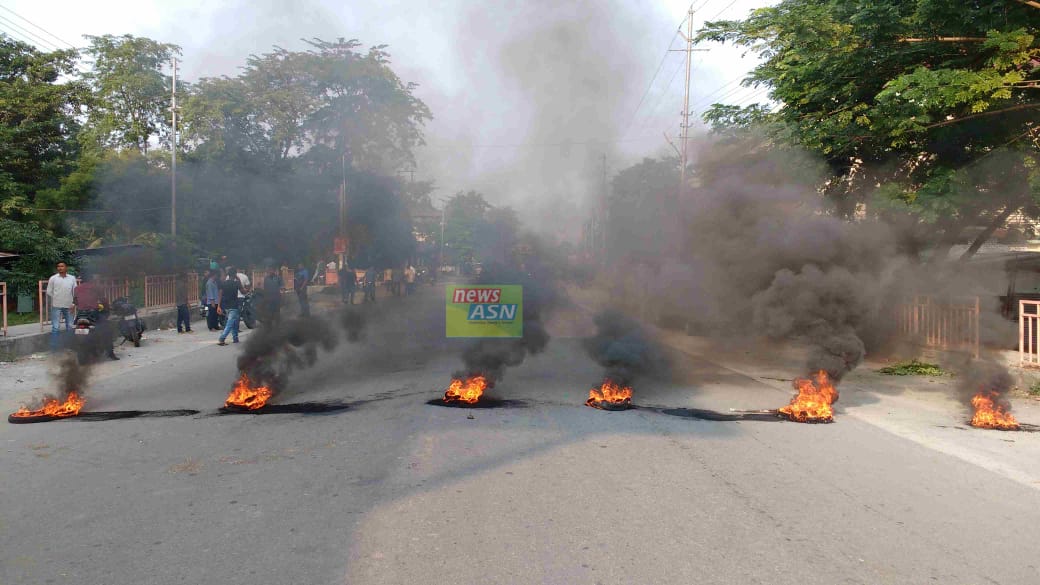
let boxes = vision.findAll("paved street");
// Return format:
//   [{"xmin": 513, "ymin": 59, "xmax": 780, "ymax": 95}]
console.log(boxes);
[{"xmin": 2, "ymin": 288, "xmax": 1040, "ymax": 585}]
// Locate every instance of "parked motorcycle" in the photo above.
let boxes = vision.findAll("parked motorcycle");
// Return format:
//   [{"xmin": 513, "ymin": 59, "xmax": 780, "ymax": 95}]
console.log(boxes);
[
  {"xmin": 110, "ymin": 297, "xmax": 145, "ymax": 347},
  {"xmin": 240, "ymin": 291, "xmax": 257, "ymax": 329},
  {"xmin": 71, "ymin": 306, "xmax": 107, "ymax": 364}
]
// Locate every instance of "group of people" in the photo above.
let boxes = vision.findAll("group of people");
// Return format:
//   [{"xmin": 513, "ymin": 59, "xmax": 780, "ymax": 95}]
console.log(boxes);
[
  {"xmin": 45, "ymin": 257, "xmax": 422, "ymax": 357},
  {"xmin": 336, "ymin": 265, "xmax": 417, "ymax": 305}
]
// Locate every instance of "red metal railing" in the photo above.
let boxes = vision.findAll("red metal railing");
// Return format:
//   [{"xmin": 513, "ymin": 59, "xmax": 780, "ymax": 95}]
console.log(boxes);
[
  {"xmin": 897, "ymin": 295, "xmax": 980, "ymax": 358},
  {"xmin": 143, "ymin": 274, "xmax": 200, "ymax": 309},
  {"xmin": 1, "ymin": 282, "xmax": 7, "ymax": 337},
  {"xmin": 1020, "ymin": 300, "xmax": 1040, "ymax": 368},
  {"xmin": 40, "ymin": 274, "xmax": 199, "ymax": 326}
]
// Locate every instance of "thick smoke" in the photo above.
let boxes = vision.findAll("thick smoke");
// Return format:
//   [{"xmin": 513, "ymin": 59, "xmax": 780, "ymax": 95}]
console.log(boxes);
[
  {"xmin": 235, "ymin": 314, "xmax": 339, "ymax": 394},
  {"xmin": 56, "ymin": 352, "xmax": 92, "ymax": 397},
  {"xmin": 955, "ymin": 358, "xmax": 1014, "ymax": 412},
  {"xmin": 456, "ymin": 249, "xmax": 561, "ymax": 386},
  {"xmin": 583, "ymin": 309, "xmax": 670, "ymax": 386}
]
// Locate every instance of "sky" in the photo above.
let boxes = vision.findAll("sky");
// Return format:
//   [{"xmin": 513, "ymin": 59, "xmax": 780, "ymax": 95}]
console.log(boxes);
[{"xmin": 1, "ymin": 0, "xmax": 771, "ymax": 238}]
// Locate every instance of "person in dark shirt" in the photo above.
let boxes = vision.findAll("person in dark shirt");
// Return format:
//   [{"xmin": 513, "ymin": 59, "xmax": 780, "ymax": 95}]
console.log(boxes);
[
  {"xmin": 217, "ymin": 266, "xmax": 242, "ymax": 345},
  {"xmin": 294, "ymin": 262, "xmax": 310, "ymax": 317},
  {"xmin": 261, "ymin": 266, "xmax": 283, "ymax": 326},
  {"xmin": 175, "ymin": 272, "xmax": 193, "ymax": 334},
  {"xmin": 339, "ymin": 265, "xmax": 356, "ymax": 305}
]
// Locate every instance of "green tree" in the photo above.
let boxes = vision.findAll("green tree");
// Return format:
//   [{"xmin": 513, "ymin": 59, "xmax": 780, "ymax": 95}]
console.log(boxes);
[
  {"xmin": 81, "ymin": 34, "xmax": 181, "ymax": 154},
  {"xmin": 443, "ymin": 190, "xmax": 491, "ymax": 266},
  {"xmin": 606, "ymin": 157, "xmax": 680, "ymax": 263},
  {"xmin": 0, "ymin": 218, "xmax": 76, "ymax": 294},
  {"xmin": 697, "ymin": 1, "xmax": 1040, "ymax": 258},
  {"xmin": 0, "ymin": 35, "xmax": 86, "ymax": 222}
]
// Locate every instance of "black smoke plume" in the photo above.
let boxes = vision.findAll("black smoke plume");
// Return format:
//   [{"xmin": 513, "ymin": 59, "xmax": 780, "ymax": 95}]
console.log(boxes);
[
  {"xmin": 235, "ymin": 315, "xmax": 339, "ymax": 394},
  {"xmin": 583, "ymin": 309, "xmax": 669, "ymax": 386},
  {"xmin": 456, "ymin": 254, "xmax": 560, "ymax": 386},
  {"xmin": 955, "ymin": 359, "xmax": 1015, "ymax": 412}
]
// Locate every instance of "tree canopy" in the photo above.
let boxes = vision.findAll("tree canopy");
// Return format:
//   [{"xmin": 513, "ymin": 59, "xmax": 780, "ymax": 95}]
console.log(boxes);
[{"xmin": 697, "ymin": 0, "xmax": 1040, "ymax": 256}]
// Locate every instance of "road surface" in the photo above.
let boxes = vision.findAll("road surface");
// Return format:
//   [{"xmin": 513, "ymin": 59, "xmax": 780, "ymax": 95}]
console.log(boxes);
[{"xmin": 2, "ymin": 288, "xmax": 1039, "ymax": 585}]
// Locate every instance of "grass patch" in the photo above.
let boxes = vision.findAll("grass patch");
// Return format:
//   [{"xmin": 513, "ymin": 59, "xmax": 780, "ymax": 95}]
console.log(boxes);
[
  {"xmin": 877, "ymin": 360, "xmax": 945, "ymax": 376},
  {"xmin": 4, "ymin": 312, "xmax": 38, "ymax": 326},
  {"xmin": 1029, "ymin": 381, "xmax": 1040, "ymax": 397}
]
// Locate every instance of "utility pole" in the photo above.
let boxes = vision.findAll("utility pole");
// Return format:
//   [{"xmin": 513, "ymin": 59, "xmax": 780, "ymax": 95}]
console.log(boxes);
[
  {"xmin": 339, "ymin": 153, "xmax": 348, "ymax": 269},
  {"xmin": 678, "ymin": 7, "xmax": 694, "ymax": 199},
  {"xmin": 170, "ymin": 57, "xmax": 178, "ymax": 237},
  {"xmin": 600, "ymin": 153, "xmax": 608, "ymax": 264},
  {"xmin": 673, "ymin": 8, "xmax": 708, "ymax": 200}
]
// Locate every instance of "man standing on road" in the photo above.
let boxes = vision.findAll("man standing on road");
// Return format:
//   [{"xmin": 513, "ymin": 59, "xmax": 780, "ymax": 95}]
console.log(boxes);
[
  {"xmin": 364, "ymin": 267, "xmax": 377, "ymax": 303},
  {"xmin": 405, "ymin": 265, "xmax": 416, "ymax": 295},
  {"xmin": 46, "ymin": 261, "xmax": 76, "ymax": 349},
  {"xmin": 339, "ymin": 264, "xmax": 356, "ymax": 305},
  {"xmin": 235, "ymin": 267, "xmax": 251, "ymax": 298},
  {"xmin": 204, "ymin": 269, "xmax": 221, "ymax": 331},
  {"xmin": 262, "ymin": 265, "xmax": 283, "ymax": 326},
  {"xmin": 217, "ymin": 266, "xmax": 243, "ymax": 346},
  {"xmin": 294, "ymin": 262, "xmax": 310, "ymax": 317},
  {"xmin": 175, "ymin": 273, "xmax": 193, "ymax": 334}
]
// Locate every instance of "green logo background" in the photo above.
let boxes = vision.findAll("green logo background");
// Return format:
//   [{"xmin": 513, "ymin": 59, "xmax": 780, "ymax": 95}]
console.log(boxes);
[{"xmin": 446, "ymin": 285, "xmax": 523, "ymax": 338}]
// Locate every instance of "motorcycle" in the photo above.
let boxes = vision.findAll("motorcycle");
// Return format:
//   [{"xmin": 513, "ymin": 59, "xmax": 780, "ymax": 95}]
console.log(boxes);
[
  {"xmin": 71, "ymin": 306, "xmax": 108, "ymax": 364},
  {"xmin": 240, "ymin": 291, "xmax": 258, "ymax": 329},
  {"xmin": 110, "ymin": 297, "xmax": 145, "ymax": 347}
]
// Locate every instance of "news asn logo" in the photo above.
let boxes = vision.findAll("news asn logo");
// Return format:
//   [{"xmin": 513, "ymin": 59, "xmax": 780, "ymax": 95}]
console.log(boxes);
[{"xmin": 446, "ymin": 285, "xmax": 523, "ymax": 338}]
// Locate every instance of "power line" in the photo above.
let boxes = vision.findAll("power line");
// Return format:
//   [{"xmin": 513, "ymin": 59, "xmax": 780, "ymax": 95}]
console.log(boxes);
[
  {"xmin": 0, "ymin": 5, "xmax": 75, "ymax": 48},
  {"xmin": 621, "ymin": 31, "xmax": 682, "ymax": 138},
  {"xmin": 0, "ymin": 15, "xmax": 59, "ymax": 51},
  {"xmin": 0, "ymin": 21, "xmax": 58, "ymax": 51}
]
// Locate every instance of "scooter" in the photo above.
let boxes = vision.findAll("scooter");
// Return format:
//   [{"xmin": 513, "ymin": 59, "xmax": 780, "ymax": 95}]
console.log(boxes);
[
  {"xmin": 71, "ymin": 307, "xmax": 108, "ymax": 364},
  {"xmin": 110, "ymin": 297, "xmax": 145, "ymax": 347}
]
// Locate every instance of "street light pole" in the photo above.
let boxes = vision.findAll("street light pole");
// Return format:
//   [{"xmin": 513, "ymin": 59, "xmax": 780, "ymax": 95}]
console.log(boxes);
[{"xmin": 170, "ymin": 57, "xmax": 178, "ymax": 238}]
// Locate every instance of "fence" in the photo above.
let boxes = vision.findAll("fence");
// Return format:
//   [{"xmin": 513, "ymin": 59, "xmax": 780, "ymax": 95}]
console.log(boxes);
[
  {"xmin": 39, "ymin": 274, "xmax": 199, "ymax": 328},
  {"xmin": 143, "ymin": 274, "xmax": 199, "ymax": 310},
  {"xmin": 39, "ymin": 277, "xmax": 132, "ymax": 327},
  {"xmin": 1, "ymin": 282, "xmax": 6, "ymax": 337},
  {"xmin": 1021, "ymin": 300, "xmax": 1040, "ymax": 367},
  {"xmin": 896, "ymin": 294, "xmax": 980, "ymax": 358}
]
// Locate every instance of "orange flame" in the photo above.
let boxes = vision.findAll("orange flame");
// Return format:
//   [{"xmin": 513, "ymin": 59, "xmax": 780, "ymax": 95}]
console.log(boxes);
[
  {"xmin": 970, "ymin": 391, "xmax": 1019, "ymax": 430},
  {"xmin": 225, "ymin": 374, "xmax": 273, "ymax": 410},
  {"xmin": 778, "ymin": 370, "xmax": 837, "ymax": 423},
  {"xmin": 585, "ymin": 380, "xmax": 632, "ymax": 409},
  {"xmin": 444, "ymin": 375, "xmax": 487, "ymax": 404},
  {"xmin": 10, "ymin": 392, "xmax": 85, "ymax": 419}
]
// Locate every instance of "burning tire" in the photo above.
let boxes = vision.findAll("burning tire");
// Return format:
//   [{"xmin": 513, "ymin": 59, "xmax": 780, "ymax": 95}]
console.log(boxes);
[{"xmin": 8, "ymin": 413, "xmax": 66, "ymax": 424}]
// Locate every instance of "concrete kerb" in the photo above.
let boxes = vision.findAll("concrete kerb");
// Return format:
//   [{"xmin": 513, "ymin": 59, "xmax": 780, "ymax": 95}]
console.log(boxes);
[{"xmin": 0, "ymin": 306, "xmax": 196, "ymax": 362}]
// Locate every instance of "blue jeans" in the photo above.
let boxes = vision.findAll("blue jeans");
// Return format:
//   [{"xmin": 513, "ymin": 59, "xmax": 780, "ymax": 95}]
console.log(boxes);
[
  {"xmin": 219, "ymin": 308, "xmax": 240, "ymax": 342},
  {"xmin": 50, "ymin": 307, "xmax": 72, "ymax": 350}
]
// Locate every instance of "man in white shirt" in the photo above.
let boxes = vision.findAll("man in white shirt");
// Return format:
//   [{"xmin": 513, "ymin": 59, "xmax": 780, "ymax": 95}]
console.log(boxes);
[
  {"xmin": 47, "ymin": 261, "xmax": 77, "ymax": 348},
  {"xmin": 236, "ymin": 268, "xmax": 250, "ymax": 299}
]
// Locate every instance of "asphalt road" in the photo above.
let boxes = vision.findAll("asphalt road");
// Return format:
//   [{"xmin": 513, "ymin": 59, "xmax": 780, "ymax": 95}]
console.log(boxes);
[{"xmin": 2, "ymin": 289, "xmax": 1039, "ymax": 585}]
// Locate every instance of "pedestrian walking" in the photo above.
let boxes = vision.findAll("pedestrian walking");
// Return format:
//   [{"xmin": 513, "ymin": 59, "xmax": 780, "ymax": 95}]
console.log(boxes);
[
  {"xmin": 217, "ymin": 266, "xmax": 243, "ymax": 345},
  {"xmin": 204, "ymin": 269, "xmax": 221, "ymax": 331},
  {"xmin": 262, "ymin": 265, "xmax": 283, "ymax": 326},
  {"xmin": 405, "ymin": 265, "xmax": 416, "ymax": 295},
  {"xmin": 339, "ymin": 265, "xmax": 357, "ymax": 305},
  {"xmin": 364, "ymin": 267, "xmax": 377, "ymax": 303},
  {"xmin": 46, "ymin": 261, "xmax": 76, "ymax": 349},
  {"xmin": 294, "ymin": 262, "xmax": 311, "ymax": 317},
  {"xmin": 175, "ymin": 272, "xmax": 193, "ymax": 333}
]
